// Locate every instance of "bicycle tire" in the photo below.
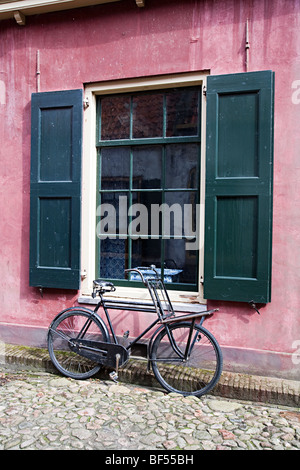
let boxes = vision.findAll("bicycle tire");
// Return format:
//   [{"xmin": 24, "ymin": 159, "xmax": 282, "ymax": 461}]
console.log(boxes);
[
  {"xmin": 47, "ymin": 309, "xmax": 110, "ymax": 380},
  {"xmin": 150, "ymin": 322, "xmax": 223, "ymax": 397}
]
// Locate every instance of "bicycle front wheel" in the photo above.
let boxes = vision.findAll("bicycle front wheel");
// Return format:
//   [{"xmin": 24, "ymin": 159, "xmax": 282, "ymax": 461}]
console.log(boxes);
[
  {"xmin": 150, "ymin": 322, "xmax": 222, "ymax": 397},
  {"xmin": 47, "ymin": 309, "xmax": 109, "ymax": 380}
]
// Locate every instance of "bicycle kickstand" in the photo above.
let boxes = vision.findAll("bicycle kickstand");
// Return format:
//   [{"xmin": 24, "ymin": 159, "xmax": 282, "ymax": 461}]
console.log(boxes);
[{"xmin": 109, "ymin": 353, "xmax": 121, "ymax": 383}]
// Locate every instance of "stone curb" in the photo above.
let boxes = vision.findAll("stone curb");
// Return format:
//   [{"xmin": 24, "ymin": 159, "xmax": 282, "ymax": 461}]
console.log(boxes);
[{"xmin": 1, "ymin": 343, "xmax": 299, "ymax": 408}]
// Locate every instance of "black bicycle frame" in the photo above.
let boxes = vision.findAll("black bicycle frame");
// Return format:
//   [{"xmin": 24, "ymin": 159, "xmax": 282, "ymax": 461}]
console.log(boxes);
[
  {"xmin": 94, "ymin": 293, "xmax": 162, "ymax": 353},
  {"xmin": 86, "ymin": 267, "xmax": 217, "ymax": 365},
  {"xmin": 92, "ymin": 294, "xmax": 209, "ymax": 363}
]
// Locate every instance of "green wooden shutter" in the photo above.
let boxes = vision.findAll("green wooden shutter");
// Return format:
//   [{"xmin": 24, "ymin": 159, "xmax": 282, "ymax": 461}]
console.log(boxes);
[
  {"xmin": 30, "ymin": 89, "xmax": 83, "ymax": 289},
  {"xmin": 204, "ymin": 71, "xmax": 274, "ymax": 303}
]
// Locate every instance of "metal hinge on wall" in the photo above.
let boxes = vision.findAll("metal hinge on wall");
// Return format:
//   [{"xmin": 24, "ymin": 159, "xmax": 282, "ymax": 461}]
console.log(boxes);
[
  {"xmin": 248, "ymin": 301, "xmax": 261, "ymax": 314},
  {"xmin": 83, "ymin": 97, "xmax": 89, "ymax": 109},
  {"xmin": 81, "ymin": 270, "xmax": 87, "ymax": 280}
]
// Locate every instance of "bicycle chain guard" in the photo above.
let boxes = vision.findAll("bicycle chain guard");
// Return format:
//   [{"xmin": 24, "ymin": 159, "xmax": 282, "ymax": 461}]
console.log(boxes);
[{"xmin": 69, "ymin": 339, "xmax": 129, "ymax": 368}]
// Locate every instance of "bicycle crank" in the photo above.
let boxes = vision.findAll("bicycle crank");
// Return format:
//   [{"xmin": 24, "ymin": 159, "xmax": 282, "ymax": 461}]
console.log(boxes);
[{"xmin": 69, "ymin": 339, "xmax": 129, "ymax": 368}]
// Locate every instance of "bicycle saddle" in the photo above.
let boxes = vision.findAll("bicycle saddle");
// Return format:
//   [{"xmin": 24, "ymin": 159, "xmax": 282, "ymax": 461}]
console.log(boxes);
[{"xmin": 93, "ymin": 279, "xmax": 116, "ymax": 293}]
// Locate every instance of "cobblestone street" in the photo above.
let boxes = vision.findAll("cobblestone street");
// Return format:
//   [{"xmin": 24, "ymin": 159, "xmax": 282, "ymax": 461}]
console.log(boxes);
[{"xmin": 0, "ymin": 367, "xmax": 299, "ymax": 452}]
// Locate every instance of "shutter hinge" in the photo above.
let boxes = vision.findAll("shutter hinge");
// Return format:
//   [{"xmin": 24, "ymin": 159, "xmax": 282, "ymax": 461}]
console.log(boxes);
[
  {"xmin": 248, "ymin": 301, "xmax": 261, "ymax": 314},
  {"xmin": 83, "ymin": 97, "xmax": 89, "ymax": 109},
  {"xmin": 203, "ymin": 86, "xmax": 207, "ymax": 96}
]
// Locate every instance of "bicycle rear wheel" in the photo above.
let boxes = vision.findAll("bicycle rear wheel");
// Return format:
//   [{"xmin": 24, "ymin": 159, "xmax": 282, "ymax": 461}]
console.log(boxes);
[
  {"xmin": 47, "ymin": 309, "xmax": 109, "ymax": 380},
  {"xmin": 150, "ymin": 322, "xmax": 222, "ymax": 397}
]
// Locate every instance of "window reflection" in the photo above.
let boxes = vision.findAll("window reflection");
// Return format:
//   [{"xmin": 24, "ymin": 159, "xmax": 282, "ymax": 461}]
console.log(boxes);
[
  {"xmin": 101, "ymin": 95, "xmax": 130, "ymax": 140},
  {"xmin": 132, "ymin": 93, "xmax": 163, "ymax": 138},
  {"xmin": 165, "ymin": 144, "xmax": 199, "ymax": 189},
  {"xmin": 164, "ymin": 239, "xmax": 198, "ymax": 284},
  {"xmin": 100, "ymin": 88, "xmax": 200, "ymax": 141},
  {"xmin": 164, "ymin": 191, "xmax": 198, "ymax": 238},
  {"xmin": 97, "ymin": 86, "xmax": 201, "ymax": 288},
  {"xmin": 132, "ymin": 239, "xmax": 161, "ymax": 269},
  {"xmin": 166, "ymin": 88, "xmax": 199, "ymax": 137},
  {"xmin": 100, "ymin": 239, "xmax": 128, "ymax": 279},
  {"xmin": 101, "ymin": 147, "xmax": 130, "ymax": 190},
  {"xmin": 132, "ymin": 146, "xmax": 162, "ymax": 189}
]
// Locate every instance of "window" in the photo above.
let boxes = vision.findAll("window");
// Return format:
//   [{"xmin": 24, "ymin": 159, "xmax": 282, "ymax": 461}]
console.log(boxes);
[
  {"xmin": 96, "ymin": 87, "xmax": 201, "ymax": 290},
  {"xmin": 30, "ymin": 71, "xmax": 274, "ymax": 304}
]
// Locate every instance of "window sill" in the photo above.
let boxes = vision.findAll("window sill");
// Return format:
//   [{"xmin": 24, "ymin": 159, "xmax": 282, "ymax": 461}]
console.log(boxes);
[{"xmin": 78, "ymin": 295, "xmax": 207, "ymax": 313}]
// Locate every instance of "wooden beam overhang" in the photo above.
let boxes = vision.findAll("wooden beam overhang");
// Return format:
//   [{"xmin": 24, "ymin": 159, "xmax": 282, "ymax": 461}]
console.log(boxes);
[{"xmin": 0, "ymin": 0, "xmax": 126, "ymax": 23}]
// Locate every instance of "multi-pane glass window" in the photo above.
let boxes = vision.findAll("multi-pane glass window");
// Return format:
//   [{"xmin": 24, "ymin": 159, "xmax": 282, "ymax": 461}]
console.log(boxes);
[{"xmin": 96, "ymin": 86, "xmax": 201, "ymax": 290}]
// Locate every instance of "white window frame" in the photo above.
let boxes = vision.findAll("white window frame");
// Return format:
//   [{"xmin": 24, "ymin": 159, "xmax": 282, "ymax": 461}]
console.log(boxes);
[{"xmin": 79, "ymin": 71, "xmax": 208, "ymax": 308}]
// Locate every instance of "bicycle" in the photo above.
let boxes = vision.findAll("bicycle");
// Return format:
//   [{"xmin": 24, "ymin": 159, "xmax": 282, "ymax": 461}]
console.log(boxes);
[{"xmin": 47, "ymin": 266, "xmax": 223, "ymax": 397}]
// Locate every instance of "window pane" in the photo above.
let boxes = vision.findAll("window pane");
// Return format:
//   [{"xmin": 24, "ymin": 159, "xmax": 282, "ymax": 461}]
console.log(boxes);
[
  {"xmin": 132, "ymin": 93, "xmax": 163, "ymax": 138},
  {"xmin": 166, "ymin": 88, "xmax": 199, "ymax": 137},
  {"xmin": 99, "ymin": 239, "xmax": 128, "ymax": 279},
  {"xmin": 132, "ymin": 146, "xmax": 162, "ymax": 189},
  {"xmin": 131, "ymin": 239, "xmax": 161, "ymax": 270},
  {"xmin": 101, "ymin": 95, "xmax": 130, "ymax": 140},
  {"xmin": 98, "ymin": 191, "xmax": 129, "ymax": 238},
  {"xmin": 164, "ymin": 239, "xmax": 198, "ymax": 284},
  {"xmin": 165, "ymin": 144, "xmax": 199, "ymax": 189},
  {"xmin": 164, "ymin": 191, "xmax": 198, "ymax": 238},
  {"xmin": 130, "ymin": 191, "xmax": 163, "ymax": 239},
  {"xmin": 101, "ymin": 147, "xmax": 130, "ymax": 190},
  {"xmin": 97, "ymin": 86, "xmax": 201, "ymax": 287}
]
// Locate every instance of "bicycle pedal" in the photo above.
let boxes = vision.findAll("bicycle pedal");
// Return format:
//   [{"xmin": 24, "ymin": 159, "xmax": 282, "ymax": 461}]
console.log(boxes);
[{"xmin": 109, "ymin": 371, "xmax": 118, "ymax": 383}]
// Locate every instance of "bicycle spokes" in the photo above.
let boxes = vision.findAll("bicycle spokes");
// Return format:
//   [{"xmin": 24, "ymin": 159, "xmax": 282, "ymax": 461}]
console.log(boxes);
[{"xmin": 150, "ymin": 323, "xmax": 223, "ymax": 396}]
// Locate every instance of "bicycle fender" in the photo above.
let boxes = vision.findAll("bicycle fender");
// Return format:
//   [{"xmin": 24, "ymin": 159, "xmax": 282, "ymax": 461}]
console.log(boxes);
[
  {"xmin": 48, "ymin": 306, "xmax": 94, "ymax": 327},
  {"xmin": 48, "ymin": 306, "xmax": 110, "ymax": 343},
  {"xmin": 147, "ymin": 320, "xmax": 204, "ymax": 359}
]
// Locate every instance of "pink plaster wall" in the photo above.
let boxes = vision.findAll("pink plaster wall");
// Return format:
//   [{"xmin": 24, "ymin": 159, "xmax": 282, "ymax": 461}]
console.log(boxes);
[{"xmin": 0, "ymin": 0, "xmax": 299, "ymax": 379}]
